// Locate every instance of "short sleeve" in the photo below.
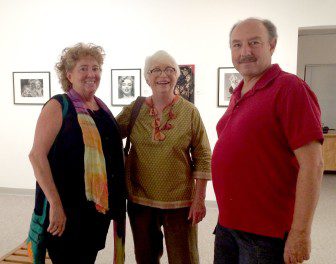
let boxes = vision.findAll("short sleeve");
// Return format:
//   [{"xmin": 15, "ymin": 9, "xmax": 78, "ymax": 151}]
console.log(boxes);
[
  {"xmin": 190, "ymin": 107, "xmax": 212, "ymax": 180},
  {"xmin": 115, "ymin": 101, "xmax": 136, "ymax": 138},
  {"xmin": 276, "ymin": 75, "xmax": 323, "ymax": 150}
]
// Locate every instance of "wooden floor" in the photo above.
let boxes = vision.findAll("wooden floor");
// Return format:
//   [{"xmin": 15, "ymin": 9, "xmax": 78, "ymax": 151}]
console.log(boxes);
[{"xmin": 0, "ymin": 242, "xmax": 51, "ymax": 264}]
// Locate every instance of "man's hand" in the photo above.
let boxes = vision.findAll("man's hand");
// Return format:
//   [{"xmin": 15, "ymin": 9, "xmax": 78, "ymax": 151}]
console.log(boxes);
[
  {"xmin": 284, "ymin": 229, "xmax": 311, "ymax": 263},
  {"xmin": 284, "ymin": 141, "xmax": 323, "ymax": 263}
]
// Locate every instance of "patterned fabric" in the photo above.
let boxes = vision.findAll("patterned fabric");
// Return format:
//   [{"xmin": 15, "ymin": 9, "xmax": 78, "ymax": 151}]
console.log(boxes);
[
  {"xmin": 116, "ymin": 96, "xmax": 211, "ymax": 209},
  {"xmin": 67, "ymin": 89, "xmax": 125, "ymax": 263},
  {"xmin": 147, "ymin": 96, "xmax": 178, "ymax": 141},
  {"xmin": 67, "ymin": 88, "xmax": 110, "ymax": 214},
  {"xmin": 27, "ymin": 198, "xmax": 48, "ymax": 264}
]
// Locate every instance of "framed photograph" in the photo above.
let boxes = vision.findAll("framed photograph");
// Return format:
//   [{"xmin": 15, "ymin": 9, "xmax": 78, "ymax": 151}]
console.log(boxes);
[
  {"xmin": 13, "ymin": 72, "xmax": 51, "ymax": 105},
  {"xmin": 175, "ymin": 64, "xmax": 195, "ymax": 103},
  {"xmin": 217, "ymin": 67, "xmax": 243, "ymax": 107},
  {"xmin": 111, "ymin": 68, "xmax": 141, "ymax": 106}
]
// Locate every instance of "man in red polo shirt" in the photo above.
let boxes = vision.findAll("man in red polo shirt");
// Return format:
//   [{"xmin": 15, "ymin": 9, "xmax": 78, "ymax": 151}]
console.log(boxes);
[{"xmin": 212, "ymin": 18, "xmax": 324, "ymax": 264}]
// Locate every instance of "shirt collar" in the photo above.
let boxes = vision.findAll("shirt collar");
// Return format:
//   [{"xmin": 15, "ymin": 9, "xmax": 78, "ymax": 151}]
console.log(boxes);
[{"xmin": 233, "ymin": 64, "xmax": 282, "ymax": 97}]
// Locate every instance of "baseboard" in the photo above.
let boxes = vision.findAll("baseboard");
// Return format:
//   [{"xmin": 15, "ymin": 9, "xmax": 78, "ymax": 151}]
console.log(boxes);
[
  {"xmin": 0, "ymin": 187, "xmax": 218, "ymax": 208},
  {"xmin": 0, "ymin": 187, "xmax": 34, "ymax": 196}
]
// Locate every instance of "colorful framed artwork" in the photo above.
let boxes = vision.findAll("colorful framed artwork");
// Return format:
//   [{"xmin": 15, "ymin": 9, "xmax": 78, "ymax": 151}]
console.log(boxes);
[
  {"xmin": 111, "ymin": 68, "xmax": 141, "ymax": 106},
  {"xmin": 217, "ymin": 67, "xmax": 243, "ymax": 107},
  {"xmin": 13, "ymin": 72, "xmax": 51, "ymax": 105},
  {"xmin": 175, "ymin": 64, "xmax": 195, "ymax": 103}
]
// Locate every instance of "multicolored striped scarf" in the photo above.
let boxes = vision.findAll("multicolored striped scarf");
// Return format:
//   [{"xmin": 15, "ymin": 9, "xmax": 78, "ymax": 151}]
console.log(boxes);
[
  {"xmin": 68, "ymin": 89, "xmax": 125, "ymax": 264},
  {"xmin": 67, "ymin": 88, "xmax": 111, "ymax": 213},
  {"xmin": 27, "ymin": 90, "xmax": 125, "ymax": 264}
]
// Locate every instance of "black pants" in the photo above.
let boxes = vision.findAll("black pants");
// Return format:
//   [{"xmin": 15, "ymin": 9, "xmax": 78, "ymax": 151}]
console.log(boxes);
[
  {"xmin": 48, "ymin": 244, "xmax": 98, "ymax": 264},
  {"xmin": 46, "ymin": 205, "xmax": 110, "ymax": 264}
]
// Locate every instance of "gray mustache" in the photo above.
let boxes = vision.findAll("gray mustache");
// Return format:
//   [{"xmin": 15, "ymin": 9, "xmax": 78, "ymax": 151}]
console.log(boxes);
[{"xmin": 239, "ymin": 56, "xmax": 257, "ymax": 63}]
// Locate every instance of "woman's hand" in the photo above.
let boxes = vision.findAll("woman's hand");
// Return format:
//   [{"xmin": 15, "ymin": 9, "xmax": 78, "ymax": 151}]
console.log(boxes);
[
  {"xmin": 188, "ymin": 197, "xmax": 206, "ymax": 226},
  {"xmin": 188, "ymin": 179, "xmax": 208, "ymax": 225},
  {"xmin": 47, "ymin": 202, "xmax": 67, "ymax": 237}
]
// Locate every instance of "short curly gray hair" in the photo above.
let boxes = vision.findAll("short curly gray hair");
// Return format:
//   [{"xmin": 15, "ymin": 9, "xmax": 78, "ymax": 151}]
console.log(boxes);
[
  {"xmin": 55, "ymin": 43, "xmax": 105, "ymax": 91},
  {"xmin": 144, "ymin": 50, "xmax": 181, "ymax": 81}
]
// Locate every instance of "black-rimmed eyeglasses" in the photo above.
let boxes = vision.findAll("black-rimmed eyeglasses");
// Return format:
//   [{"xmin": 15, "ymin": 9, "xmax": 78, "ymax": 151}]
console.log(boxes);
[{"xmin": 148, "ymin": 67, "xmax": 176, "ymax": 77}]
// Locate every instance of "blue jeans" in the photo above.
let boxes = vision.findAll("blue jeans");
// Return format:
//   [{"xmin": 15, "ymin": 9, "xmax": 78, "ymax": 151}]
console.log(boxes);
[{"xmin": 214, "ymin": 224, "xmax": 286, "ymax": 264}]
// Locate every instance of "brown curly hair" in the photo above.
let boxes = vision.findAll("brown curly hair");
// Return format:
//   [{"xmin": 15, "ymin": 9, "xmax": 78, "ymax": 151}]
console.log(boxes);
[{"xmin": 55, "ymin": 43, "xmax": 105, "ymax": 91}]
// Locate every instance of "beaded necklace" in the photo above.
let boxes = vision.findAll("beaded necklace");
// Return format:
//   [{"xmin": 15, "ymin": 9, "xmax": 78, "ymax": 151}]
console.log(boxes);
[{"xmin": 148, "ymin": 96, "xmax": 178, "ymax": 141}]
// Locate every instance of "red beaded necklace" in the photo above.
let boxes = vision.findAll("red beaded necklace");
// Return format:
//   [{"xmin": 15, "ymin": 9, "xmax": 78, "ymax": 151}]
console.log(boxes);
[{"xmin": 148, "ymin": 96, "xmax": 177, "ymax": 141}]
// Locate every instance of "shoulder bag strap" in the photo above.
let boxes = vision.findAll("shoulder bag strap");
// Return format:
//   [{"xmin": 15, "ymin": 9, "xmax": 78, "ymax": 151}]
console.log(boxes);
[
  {"xmin": 61, "ymin": 94, "xmax": 69, "ymax": 118},
  {"xmin": 124, "ymin": 96, "xmax": 145, "ymax": 156}
]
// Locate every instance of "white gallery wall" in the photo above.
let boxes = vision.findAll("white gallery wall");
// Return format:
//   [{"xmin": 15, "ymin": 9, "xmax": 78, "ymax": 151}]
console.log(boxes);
[{"xmin": 0, "ymin": 0, "xmax": 335, "ymax": 201}]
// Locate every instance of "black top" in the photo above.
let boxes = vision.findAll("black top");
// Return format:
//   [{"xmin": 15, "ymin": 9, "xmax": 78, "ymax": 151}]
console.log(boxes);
[{"xmin": 35, "ymin": 94, "xmax": 125, "ymax": 220}]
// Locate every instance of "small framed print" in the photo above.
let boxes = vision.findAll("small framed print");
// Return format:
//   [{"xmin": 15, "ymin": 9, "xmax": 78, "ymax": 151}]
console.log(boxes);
[
  {"xmin": 111, "ymin": 68, "xmax": 141, "ymax": 106},
  {"xmin": 13, "ymin": 72, "xmax": 51, "ymax": 105},
  {"xmin": 175, "ymin": 64, "xmax": 195, "ymax": 103},
  {"xmin": 217, "ymin": 67, "xmax": 243, "ymax": 107}
]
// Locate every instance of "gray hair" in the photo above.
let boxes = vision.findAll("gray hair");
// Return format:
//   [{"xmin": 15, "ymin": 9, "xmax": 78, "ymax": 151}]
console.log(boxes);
[
  {"xmin": 229, "ymin": 18, "xmax": 278, "ymax": 44},
  {"xmin": 144, "ymin": 50, "xmax": 181, "ymax": 80}
]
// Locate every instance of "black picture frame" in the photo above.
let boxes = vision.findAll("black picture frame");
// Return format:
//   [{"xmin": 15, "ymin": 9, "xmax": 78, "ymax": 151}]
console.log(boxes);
[
  {"xmin": 13, "ymin": 72, "xmax": 51, "ymax": 105},
  {"xmin": 217, "ymin": 67, "xmax": 242, "ymax": 107}
]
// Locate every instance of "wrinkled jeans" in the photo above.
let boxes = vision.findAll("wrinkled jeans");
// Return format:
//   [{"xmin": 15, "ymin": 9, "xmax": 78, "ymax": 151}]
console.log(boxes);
[{"xmin": 214, "ymin": 224, "xmax": 286, "ymax": 264}]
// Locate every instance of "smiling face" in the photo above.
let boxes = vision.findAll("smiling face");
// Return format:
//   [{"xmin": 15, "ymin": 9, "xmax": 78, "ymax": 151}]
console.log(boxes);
[
  {"xmin": 146, "ymin": 61, "xmax": 178, "ymax": 96},
  {"xmin": 230, "ymin": 19, "xmax": 276, "ymax": 81},
  {"xmin": 66, "ymin": 56, "xmax": 101, "ymax": 98},
  {"xmin": 120, "ymin": 78, "xmax": 133, "ymax": 97},
  {"xmin": 29, "ymin": 79, "xmax": 42, "ymax": 90}
]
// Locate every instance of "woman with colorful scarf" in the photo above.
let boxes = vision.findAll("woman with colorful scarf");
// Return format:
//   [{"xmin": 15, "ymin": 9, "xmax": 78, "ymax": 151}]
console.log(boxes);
[
  {"xmin": 116, "ymin": 50, "xmax": 212, "ymax": 264},
  {"xmin": 28, "ymin": 43, "xmax": 125, "ymax": 264}
]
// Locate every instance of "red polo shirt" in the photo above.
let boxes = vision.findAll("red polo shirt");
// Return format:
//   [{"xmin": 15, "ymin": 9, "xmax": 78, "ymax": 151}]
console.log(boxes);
[{"xmin": 212, "ymin": 64, "xmax": 323, "ymax": 238}]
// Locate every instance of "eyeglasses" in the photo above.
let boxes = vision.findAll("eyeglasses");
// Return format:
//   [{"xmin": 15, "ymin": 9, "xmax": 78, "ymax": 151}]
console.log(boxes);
[{"xmin": 148, "ymin": 67, "xmax": 176, "ymax": 77}]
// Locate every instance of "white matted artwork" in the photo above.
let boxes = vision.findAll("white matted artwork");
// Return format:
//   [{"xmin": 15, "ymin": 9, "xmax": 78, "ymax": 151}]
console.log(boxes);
[
  {"xmin": 304, "ymin": 63, "xmax": 336, "ymax": 129},
  {"xmin": 217, "ymin": 67, "xmax": 243, "ymax": 107},
  {"xmin": 111, "ymin": 68, "xmax": 141, "ymax": 106},
  {"xmin": 13, "ymin": 72, "xmax": 51, "ymax": 105}
]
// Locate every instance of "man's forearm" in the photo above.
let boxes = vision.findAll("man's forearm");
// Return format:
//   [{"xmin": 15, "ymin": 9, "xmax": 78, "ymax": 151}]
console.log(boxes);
[{"xmin": 291, "ymin": 161, "xmax": 324, "ymax": 232}]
